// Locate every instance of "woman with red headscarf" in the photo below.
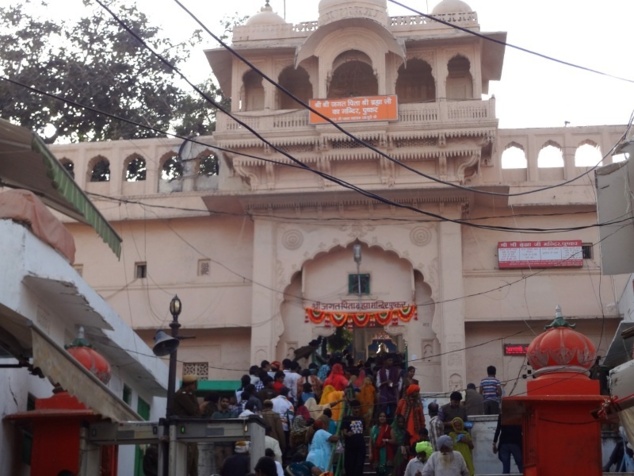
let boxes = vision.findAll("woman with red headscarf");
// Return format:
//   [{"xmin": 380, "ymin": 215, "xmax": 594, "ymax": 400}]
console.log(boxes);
[
  {"xmin": 395, "ymin": 384, "xmax": 426, "ymax": 446},
  {"xmin": 323, "ymin": 363, "xmax": 348, "ymax": 391}
]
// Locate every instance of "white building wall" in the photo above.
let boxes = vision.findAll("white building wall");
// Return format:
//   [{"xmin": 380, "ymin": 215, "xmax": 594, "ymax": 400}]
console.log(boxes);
[{"xmin": 46, "ymin": 1, "xmax": 630, "ymax": 394}]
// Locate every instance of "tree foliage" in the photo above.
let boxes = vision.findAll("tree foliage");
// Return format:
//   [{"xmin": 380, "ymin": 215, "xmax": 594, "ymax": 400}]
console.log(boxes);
[{"xmin": 0, "ymin": 0, "xmax": 228, "ymax": 143}]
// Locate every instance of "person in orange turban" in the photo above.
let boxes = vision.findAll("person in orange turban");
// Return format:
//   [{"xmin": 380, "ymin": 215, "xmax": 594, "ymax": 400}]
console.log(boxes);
[{"xmin": 396, "ymin": 384, "xmax": 426, "ymax": 445}]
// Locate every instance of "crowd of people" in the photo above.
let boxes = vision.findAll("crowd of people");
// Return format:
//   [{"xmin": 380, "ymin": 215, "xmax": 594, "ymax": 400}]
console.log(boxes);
[{"xmin": 148, "ymin": 350, "xmax": 520, "ymax": 476}]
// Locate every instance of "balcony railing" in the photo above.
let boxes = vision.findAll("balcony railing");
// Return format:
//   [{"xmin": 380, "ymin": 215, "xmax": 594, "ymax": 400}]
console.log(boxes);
[{"xmin": 216, "ymin": 99, "xmax": 496, "ymax": 133}]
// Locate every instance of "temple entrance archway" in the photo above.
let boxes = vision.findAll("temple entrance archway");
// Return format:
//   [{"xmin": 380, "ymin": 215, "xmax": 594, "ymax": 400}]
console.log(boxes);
[{"xmin": 277, "ymin": 242, "xmax": 439, "ymax": 390}]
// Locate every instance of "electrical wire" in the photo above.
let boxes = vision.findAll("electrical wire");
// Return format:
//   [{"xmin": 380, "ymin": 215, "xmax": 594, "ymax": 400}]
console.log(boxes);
[
  {"xmin": 388, "ymin": 0, "xmax": 634, "ymax": 85},
  {"xmin": 3, "ymin": 1, "xmax": 633, "ymax": 218},
  {"xmin": 171, "ymin": 0, "xmax": 634, "ymax": 199},
  {"xmin": 3, "ymin": 64, "xmax": 633, "ymax": 234}
]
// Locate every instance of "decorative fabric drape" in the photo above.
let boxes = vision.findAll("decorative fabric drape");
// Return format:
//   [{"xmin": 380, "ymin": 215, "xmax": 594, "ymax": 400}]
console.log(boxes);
[{"xmin": 305, "ymin": 305, "xmax": 417, "ymax": 328}]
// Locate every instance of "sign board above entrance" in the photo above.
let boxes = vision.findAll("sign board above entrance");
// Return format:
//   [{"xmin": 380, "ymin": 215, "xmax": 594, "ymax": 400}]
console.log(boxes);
[
  {"xmin": 503, "ymin": 343, "xmax": 529, "ymax": 356},
  {"xmin": 309, "ymin": 95, "xmax": 398, "ymax": 124},
  {"xmin": 497, "ymin": 240, "xmax": 583, "ymax": 269}
]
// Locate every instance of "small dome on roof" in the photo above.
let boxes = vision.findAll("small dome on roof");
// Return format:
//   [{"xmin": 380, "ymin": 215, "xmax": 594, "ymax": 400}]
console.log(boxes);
[
  {"xmin": 246, "ymin": 1, "xmax": 287, "ymax": 26},
  {"xmin": 432, "ymin": 0, "xmax": 473, "ymax": 14}
]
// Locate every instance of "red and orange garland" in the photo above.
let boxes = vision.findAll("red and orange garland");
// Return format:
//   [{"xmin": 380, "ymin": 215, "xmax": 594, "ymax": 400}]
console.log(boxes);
[{"xmin": 305, "ymin": 305, "xmax": 417, "ymax": 328}]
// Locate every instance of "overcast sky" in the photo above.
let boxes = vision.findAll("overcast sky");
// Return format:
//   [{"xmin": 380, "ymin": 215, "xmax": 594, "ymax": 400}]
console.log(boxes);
[{"xmin": 26, "ymin": 0, "xmax": 634, "ymax": 130}]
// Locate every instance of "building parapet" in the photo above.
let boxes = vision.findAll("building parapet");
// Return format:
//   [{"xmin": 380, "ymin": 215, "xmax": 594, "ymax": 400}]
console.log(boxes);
[
  {"xmin": 216, "ymin": 98, "xmax": 496, "ymax": 133},
  {"xmin": 48, "ymin": 123, "xmax": 626, "ymax": 206},
  {"xmin": 390, "ymin": 12, "xmax": 478, "ymax": 31},
  {"xmin": 232, "ymin": 12, "xmax": 480, "ymax": 44}
]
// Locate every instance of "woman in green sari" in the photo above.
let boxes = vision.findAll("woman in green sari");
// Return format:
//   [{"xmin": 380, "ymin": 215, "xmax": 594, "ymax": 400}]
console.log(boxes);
[
  {"xmin": 449, "ymin": 417, "xmax": 475, "ymax": 476},
  {"xmin": 391, "ymin": 414, "xmax": 410, "ymax": 476},
  {"xmin": 369, "ymin": 412, "xmax": 394, "ymax": 476}
]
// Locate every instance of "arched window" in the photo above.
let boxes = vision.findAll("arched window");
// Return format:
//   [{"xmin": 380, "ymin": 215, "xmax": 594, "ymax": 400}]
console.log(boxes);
[
  {"xmin": 501, "ymin": 144, "xmax": 527, "ymax": 169},
  {"xmin": 396, "ymin": 58, "xmax": 435, "ymax": 103},
  {"xmin": 575, "ymin": 141, "xmax": 602, "ymax": 167},
  {"xmin": 242, "ymin": 69, "xmax": 265, "ymax": 111},
  {"xmin": 278, "ymin": 66, "xmax": 313, "ymax": 109},
  {"xmin": 89, "ymin": 155, "xmax": 110, "ymax": 182},
  {"xmin": 125, "ymin": 154, "xmax": 147, "ymax": 182},
  {"xmin": 446, "ymin": 55, "xmax": 473, "ymax": 100},
  {"xmin": 328, "ymin": 50, "xmax": 377, "ymax": 98},
  {"xmin": 60, "ymin": 158, "xmax": 75, "ymax": 179},
  {"xmin": 161, "ymin": 153, "xmax": 183, "ymax": 181},
  {"xmin": 538, "ymin": 142, "xmax": 564, "ymax": 168},
  {"xmin": 198, "ymin": 150, "xmax": 219, "ymax": 176}
]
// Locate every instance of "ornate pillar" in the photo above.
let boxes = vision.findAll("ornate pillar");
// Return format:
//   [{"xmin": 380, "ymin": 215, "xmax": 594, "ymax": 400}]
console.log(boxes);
[
  {"xmin": 250, "ymin": 219, "xmax": 283, "ymax": 363},
  {"xmin": 436, "ymin": 57, "xmax": 448, "ymax": 101},
  {"xmin": 435, "ymin": 214, "xmax": 466, "ymax": 392}
]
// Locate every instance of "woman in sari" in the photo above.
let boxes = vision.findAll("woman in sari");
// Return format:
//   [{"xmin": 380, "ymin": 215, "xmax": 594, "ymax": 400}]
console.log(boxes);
[
  {"xmin": 290, "ymin": 415, "xmax": 310, "ymax": 455},
  {"xmin": 391, "ymin": 414, "xmax": 411, "ymax": 476},
  {"xmin": 369, "ymin": 412, "xmax": 395, "ymax": 476},
  {"xmin": 319, "ymin": 385, "xmax": 345, "ymax": 423},
  {"xmin": 357, "ymin": 376, "xmax": 376, "ymax": 432},
  {"xmin": 306, "ymin": 420, "xmax": 338, "ymax": 472},
  {"xmin": 449, "ymin": 417, "xmax": 475, "ymax": 476},
  {"xmin": 323, "ymin": 363, "xmax": 349, "ymax": 391}
]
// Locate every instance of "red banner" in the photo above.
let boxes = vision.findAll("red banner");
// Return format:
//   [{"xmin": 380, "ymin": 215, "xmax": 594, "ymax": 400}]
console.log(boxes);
[{"xmin": 305, "ymin": 305, "xmax": 417, "ymax": 328}]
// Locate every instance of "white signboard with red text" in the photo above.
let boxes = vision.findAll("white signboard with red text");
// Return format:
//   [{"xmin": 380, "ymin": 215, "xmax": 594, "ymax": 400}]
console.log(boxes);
[{"xmin": 498, "ymin": 240, "xmax": 583, "ymax": 269}]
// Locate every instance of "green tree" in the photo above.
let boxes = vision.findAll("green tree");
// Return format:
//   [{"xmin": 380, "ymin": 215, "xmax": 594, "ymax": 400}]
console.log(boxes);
[{"xmin": 0, "ymin": 0, "xmax": 227, "ymax": 143}]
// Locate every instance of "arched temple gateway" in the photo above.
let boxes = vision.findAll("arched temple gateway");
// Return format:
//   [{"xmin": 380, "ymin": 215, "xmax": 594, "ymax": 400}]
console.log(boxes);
[{"xmin": 53, "ymin": 0, "xmax": 627, "ymax": 395}]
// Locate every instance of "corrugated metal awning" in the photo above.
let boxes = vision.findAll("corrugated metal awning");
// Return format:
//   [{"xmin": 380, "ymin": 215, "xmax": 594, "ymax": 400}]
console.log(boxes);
[
  {"xmin": 603, "ymin": 321, "xmax": 634, "ymax": 368},
  {"xmin": 0, "ymin": 119, "xmax": 121, "ymax": 258}
]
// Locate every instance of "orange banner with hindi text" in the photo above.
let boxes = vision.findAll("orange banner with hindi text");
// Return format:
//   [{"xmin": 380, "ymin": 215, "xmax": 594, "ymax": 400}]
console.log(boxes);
[{"xmin": 309, "ymin": 95, "xmax": 398, "ymax": 124}]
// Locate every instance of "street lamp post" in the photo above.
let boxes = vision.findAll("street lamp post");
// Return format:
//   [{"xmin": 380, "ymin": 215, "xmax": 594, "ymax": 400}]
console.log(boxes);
[
  {"xmin": 153, "ymin": 295, "xmax": 182, "ymax": 476},
  {"xmin": 166, "ymin": 295, "xmax": 182, "ymax": 419}
]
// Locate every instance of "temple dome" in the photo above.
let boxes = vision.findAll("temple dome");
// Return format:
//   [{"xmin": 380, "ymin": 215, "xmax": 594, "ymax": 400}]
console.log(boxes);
[
  {"xmin": 432, "ymin": 0, "xmax": 473, "ymax": 14},
  {"xmin": 526, "ymin": 306, "xmax": 596, "ymax": 374},
  {"xmin": 246, "ymin": 2, "xmax": 287, "ymax": 26}
]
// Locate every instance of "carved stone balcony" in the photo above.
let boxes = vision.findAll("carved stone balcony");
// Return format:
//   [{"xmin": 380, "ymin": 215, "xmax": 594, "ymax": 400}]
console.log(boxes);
[{"xmin": 215, "ymin": 98, "xmax": 497, "ymax": 138}]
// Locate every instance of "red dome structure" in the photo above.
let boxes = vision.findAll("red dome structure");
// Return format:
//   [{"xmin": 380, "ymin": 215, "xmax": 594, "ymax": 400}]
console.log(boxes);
[
  {"xmin": 503, "ymin": 305, "xmax": 604, "ymax": 476},
  {"xmin": 5, "ymin": 327, "xmax": 117, "ymax": 476},
  {"xmin": 65, "ymin": 327, "xmax": 111, "ymax": 384},
  {"xmin": 526, "ymin": 305, "xmax": 596, "ymax": 374}
]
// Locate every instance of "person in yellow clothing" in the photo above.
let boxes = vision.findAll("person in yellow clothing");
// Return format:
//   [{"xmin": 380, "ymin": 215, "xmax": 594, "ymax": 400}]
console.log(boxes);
[
  {"xmin": 319, "ymin": 385, "xmax": 345, "ymax": 422},
  {"xmin": 448, "ymin": 417, "xmax": 474, "ymax": 476},
  {"xmin": 357, "ymin": 376, "xmax": 376, "ymax": 432}
]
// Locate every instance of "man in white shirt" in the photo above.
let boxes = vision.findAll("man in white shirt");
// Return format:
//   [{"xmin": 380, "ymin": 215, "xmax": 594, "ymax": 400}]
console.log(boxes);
[
  {"xmin": 422, "ymin": 436, "xmax": 469, "ymax": 476},
  {"xmin": 282, "ymin": 359, "xmax": 301, "ymax": 403},
  {"xmin": 264, "ymin": 428, "xmax": 283, "ymax": 463},
  {"xmin": 405, "ymin": 441, "xmax": 434, "ymax": 476},
  {"xmin": 271, "ymin": 387, "xmax": 294, "ymax": 453},
  {"xmin": 427, "ymin": 402, "xmax": 445, "ymax": 450}
]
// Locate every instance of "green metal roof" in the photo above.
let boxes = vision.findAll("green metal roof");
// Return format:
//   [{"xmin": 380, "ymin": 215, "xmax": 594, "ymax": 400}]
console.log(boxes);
[{"xmin": 0, "ymin": 119, "xmax": 121, "ymax": 258}]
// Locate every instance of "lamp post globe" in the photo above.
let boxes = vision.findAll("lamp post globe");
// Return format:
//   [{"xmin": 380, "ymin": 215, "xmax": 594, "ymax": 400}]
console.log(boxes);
[{"xmin": 150, "ymin": 294, "xmax": 183, "ymax": 476}]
